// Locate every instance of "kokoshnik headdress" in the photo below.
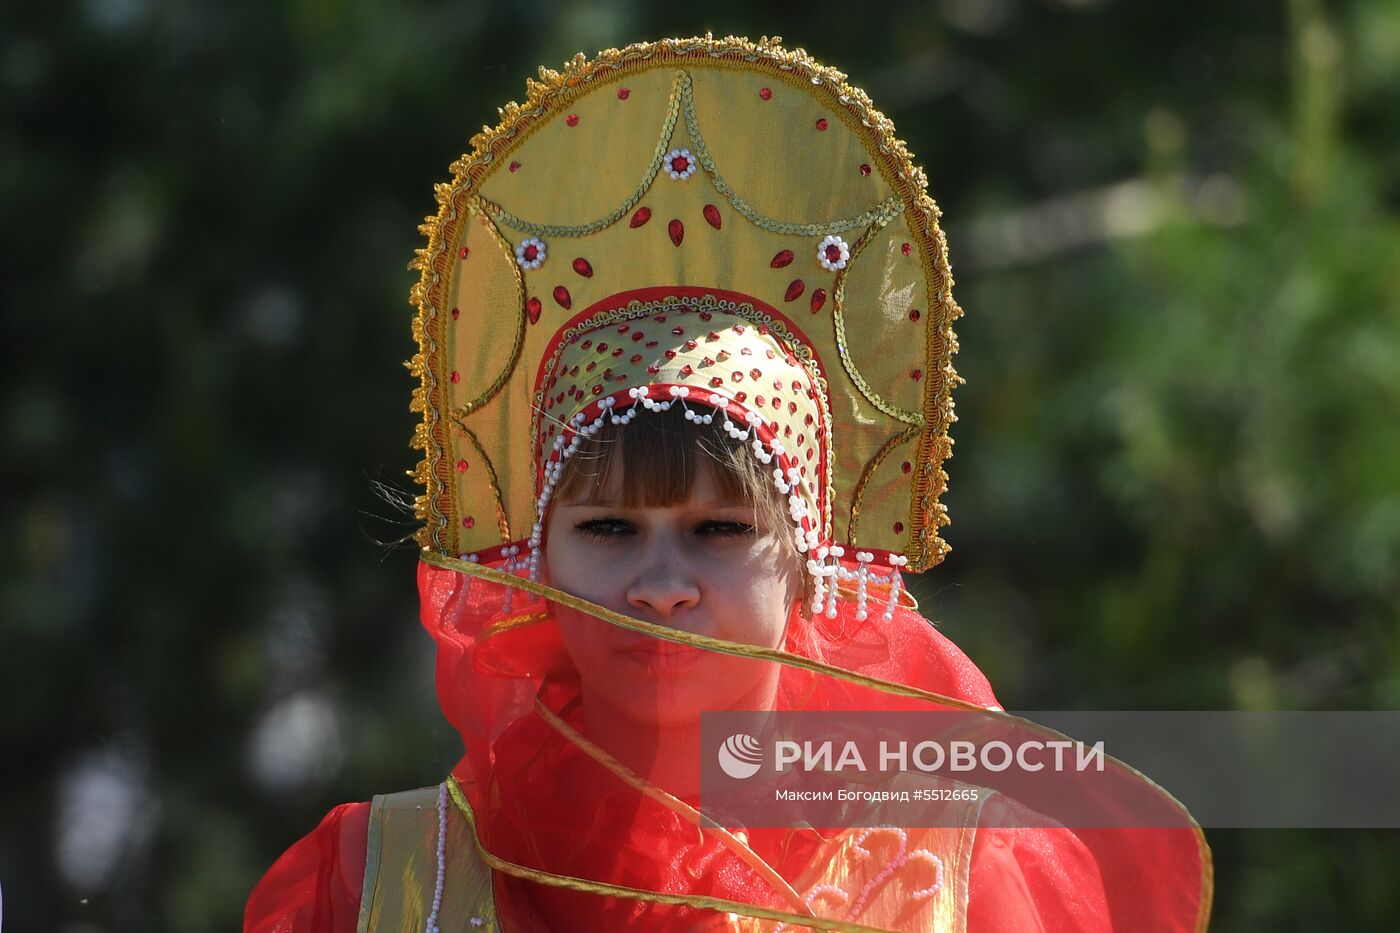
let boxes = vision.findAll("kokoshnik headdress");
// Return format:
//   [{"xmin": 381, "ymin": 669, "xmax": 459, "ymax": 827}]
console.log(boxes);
[{"xmin": 408, "ymin": 35, "xmax": 960, "ymax": 619}]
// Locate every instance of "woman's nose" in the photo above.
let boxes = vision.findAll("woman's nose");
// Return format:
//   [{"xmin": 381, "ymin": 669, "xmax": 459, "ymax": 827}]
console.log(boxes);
[{"xmin": 625, "ymin": 563, "xmax": 701, "ymax": 619}]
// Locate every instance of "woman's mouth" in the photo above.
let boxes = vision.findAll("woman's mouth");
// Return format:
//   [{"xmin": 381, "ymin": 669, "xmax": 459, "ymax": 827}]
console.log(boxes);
[{"xmin": 615, "ymin": 639, "xmax": 705, "ymax": 673}]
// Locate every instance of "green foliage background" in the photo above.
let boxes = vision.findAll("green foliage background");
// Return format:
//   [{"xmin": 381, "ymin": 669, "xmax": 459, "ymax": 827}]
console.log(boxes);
[{"xmin": 3, "ymin": 0, "xmax": 1398, "ymax": 929}]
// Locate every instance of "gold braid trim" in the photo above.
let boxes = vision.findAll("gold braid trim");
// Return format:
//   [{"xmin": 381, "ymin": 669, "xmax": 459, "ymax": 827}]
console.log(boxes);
[
  {"xmin": 532, "ymin": 699, "xmax": 813, "ymax": 916},
  {"xmin": 425, "ymin": 549, "xmax": 990, "ymax": 713},
  {"xmin": 449, "ymin": 418, "xmax": 512, "ymax": 543},
  {"xmin": 444, "ymin": 776, "xmax": 892, "ymax": 933},
  {"xmin": 454, "ymin": 206, "xmax": 527, "ymax": 416},
  {"xmin": 411, "ymin": 35, "xmax": 962, "ymax": 561},
  {"xmin": 476, "ymin": 72, "xmax": 684, "ymax": 238},
  {"xmin": 831, "ymin": 222, "xmax": 922, "ymax": 426},
  {"xmin": 479, "ymin": 69, "xmax": 905, "ymax": 240},
  {"xmin": 909, "ymin": 217, "xmax": 962, "ymax": 571},
  {"xmin": 677, "ymin": 71, "xmax": 905, "ymax": 237},
  {"xmin": 847, "ymin": 425, "xmax": 921, "ymax": 545}
]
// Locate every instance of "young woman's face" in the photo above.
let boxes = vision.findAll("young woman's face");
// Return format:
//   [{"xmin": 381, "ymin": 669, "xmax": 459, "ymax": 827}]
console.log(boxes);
[{"xmin": 544, "ymin": 461, "xmax": 802, "ymax": 725}]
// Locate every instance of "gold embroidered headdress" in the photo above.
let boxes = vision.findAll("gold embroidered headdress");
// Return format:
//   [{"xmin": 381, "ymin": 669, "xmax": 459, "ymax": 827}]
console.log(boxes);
[{"xmin": 409, "ymin": 35, "xmax": 961, "ymax": 604}]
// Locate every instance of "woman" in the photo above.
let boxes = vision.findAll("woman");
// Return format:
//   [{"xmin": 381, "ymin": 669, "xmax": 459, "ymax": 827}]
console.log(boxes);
[{"xmin": 246, "ymin": 36, "xmax": 1212, "ymax": 931}]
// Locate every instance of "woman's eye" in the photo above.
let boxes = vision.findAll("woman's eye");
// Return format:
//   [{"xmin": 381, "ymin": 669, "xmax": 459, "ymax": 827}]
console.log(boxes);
[
  {"xmin": 574, "ymin": 519, "xmax": 634, "ymax": 540},
  {"xmin": 696, "ymin": 520, "xmax": 756, "ymax": 538}
]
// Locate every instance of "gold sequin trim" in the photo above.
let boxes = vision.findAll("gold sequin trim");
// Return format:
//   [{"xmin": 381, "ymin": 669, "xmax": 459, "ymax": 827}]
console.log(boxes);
[
  {"xmin": 847, "ymin": 425, "xmax": 920, "ymax": 545},
  {"xmin": 450, "ymin": 418, "xmax": 512, "ymax": 545},
  {"xmin": 476, "ymin": 74, "xmax": 684, "ymax": 238},
  {"xmin": 454, "ymin": 206, "xmax": 528, "ymax": 416},
  {"xmin": 831, "ymin": 223, "xmax": 922, "ymax": 426}
]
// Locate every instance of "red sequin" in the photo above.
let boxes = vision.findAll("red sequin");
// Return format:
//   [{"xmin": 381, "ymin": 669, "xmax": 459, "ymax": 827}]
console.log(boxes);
[
  {"xmin": 508, "ymin": 161, "xmax": 521, "ymax": 173},
  {"xmin": 565, "ymin": 113, "xmax": 579, "ymax": 127},
  {"xmin": 759, "ymin": 87, "xmax": 772, "ymax": 100},
  {"xmin": 632, "ymin": 331, "xmax": 644, "ymax": 341},
  {"xmin": 668, "ymin": 219, "xmax": 684, "ymax": 247},
  {"xmin": 458, "ymin": 247, "xmax": 470, "ymax": 259},
  {"xmin": 450, "ymin": 307, "xmax": 461, "ymax": 320},
  {"xmin": 901, "ymin": 242, "xmax": 912, "ymax": 256},
  {"xmin": 770, "ymin": 249, "xmax": 794, "ymax": 268},
  {"xmin": 630, "ymin": 207, "xmax": 652, "ymax": 228},
  {"xmin": 680, "ymin": 364, "xmax": 694, "ymax": 377},
  {"xmin": 909, "ymin": 309, "xmax": 921, "ymax": 322},
  {"xmin": 671, "ymin": 327, "xmax": 685, "ymax": 336},
  {"xmin": 684, "ymin": 339, "xmax": 698, "ymax": 351},
  {"xmin": 456, "ymin": 459, "xmax": 468, "ymax": 472},
  {"xmin": 894, "ymin": 522, "xmax": 904, "ymax": 534},
  {"xmin": 859, "ymin": 163, "xmax": 872, "ymax": 176},
  {"xmin": 552, "ymin": 286, "xmax": 572, "ymax": 310},
  {"xmin": 750, "ymin": 368, "xmax": 762, "ymax": 380},
  {"xmin": 784, "ymin": 279, "xmax": 805, "ymax": 302},
  {"xmin": 731, "ymin": 372, "xmax": 743, "ymax": 383},
  {"xmin": 816, "ymin": 118, "xmax": 828, "ymax": 131},
  {"xmin": 450, "ymin": 371, "xmax": 460, "ymax": 384},
  {"xmin": 810, "ymin": 288, "xmax": 827, "ymax": 313},
  {"xmin": 631, "ymin": 354, "xmax": 642, "ymax": 363},
  {"xmin": 901, "ymin": 461, "xmax": 912, "ymax": 474},
  {"xmin": 463, "ymin": 516, "xmax": 475, "ymax": 529},
  {"xmin": 703, "ymin": 204, "xmax": 722, "ymax": 229},
  {"xmin": 709, "ymin": 376, "xmax": 724, "ymax": 387},
  {"xmin": 617, "ymin": 87, "xmax": 630, "ymax": 99},
  {"xmin": 572, "ymin": 257, "xmax": 593, "ymax": 277},
  {"xmin": 735, "ymin": 392, "xmax": 748, "ymax": 402},
  {"xmin": 910, "ymin": 369, "xmax": 923, "ymax": 381}
]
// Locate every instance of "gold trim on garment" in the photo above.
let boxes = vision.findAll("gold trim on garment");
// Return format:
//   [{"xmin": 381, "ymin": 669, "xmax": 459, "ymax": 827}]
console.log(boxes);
[{"xmin": 445, "ymin": 776, "xmax": 897, "ymax": 933}]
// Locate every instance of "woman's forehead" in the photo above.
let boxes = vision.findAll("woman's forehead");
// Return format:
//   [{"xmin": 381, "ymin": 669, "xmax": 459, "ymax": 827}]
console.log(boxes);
[{"xmin": 556, "ymin": 453, "xmax": 741, "ymax": 508}]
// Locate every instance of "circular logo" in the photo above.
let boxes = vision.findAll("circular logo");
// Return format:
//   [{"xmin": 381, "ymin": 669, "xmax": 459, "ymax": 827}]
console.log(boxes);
[{"xmin": 717, "ymin": 733, "xmax": 763, "ymax": 780}]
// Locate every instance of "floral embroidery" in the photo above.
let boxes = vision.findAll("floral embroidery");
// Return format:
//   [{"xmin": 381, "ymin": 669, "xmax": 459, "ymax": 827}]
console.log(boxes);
[
  {"xmin": 817, "ymin": 235, "xmax": 850, "ymax": 271},
  {"xmin": 514, "ymin": 236, "xmax": 546, "ymax": 270},
  {"xmin": 664, "ymin": 147, "xmax": 697, "ymax": 180}
]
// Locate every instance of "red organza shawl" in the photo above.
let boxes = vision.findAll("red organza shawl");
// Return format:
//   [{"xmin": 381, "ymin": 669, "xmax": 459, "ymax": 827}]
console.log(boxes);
[{"xmin": 245, "ymin": 557, "xmax": 1211, "ymax": 932}]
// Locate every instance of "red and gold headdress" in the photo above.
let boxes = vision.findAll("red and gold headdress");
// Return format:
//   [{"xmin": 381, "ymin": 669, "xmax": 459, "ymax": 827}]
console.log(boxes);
[{"xmin": 409, "ymin": 35, "xmax": 961, "ymax": 615}]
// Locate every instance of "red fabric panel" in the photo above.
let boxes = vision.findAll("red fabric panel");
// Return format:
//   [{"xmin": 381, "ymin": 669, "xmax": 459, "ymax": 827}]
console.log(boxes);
[{"xmin": 244, "ymin": 801, "xmax": 369, "ymax": 933}]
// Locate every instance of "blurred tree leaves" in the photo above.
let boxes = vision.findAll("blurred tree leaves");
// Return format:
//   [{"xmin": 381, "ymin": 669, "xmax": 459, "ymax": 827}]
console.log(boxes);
[{"xmin": 3, "ymin": 0, "xmax": 1397, "ymax": 929}]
